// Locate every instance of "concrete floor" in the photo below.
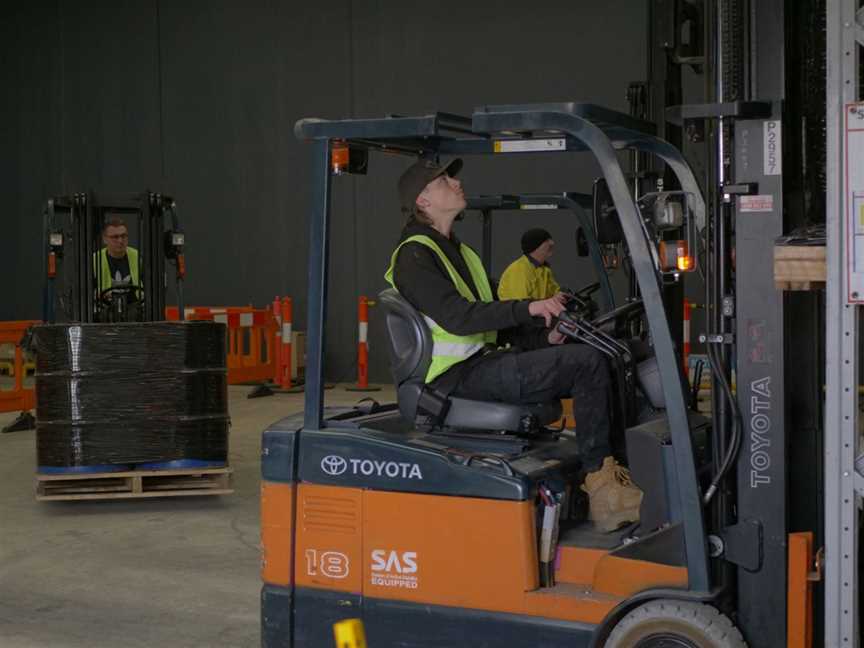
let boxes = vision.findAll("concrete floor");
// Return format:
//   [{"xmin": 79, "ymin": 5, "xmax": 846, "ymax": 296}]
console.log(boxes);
[{"xmin": 0, "ymin": 383, "xmax": 394, "ymax": 648}]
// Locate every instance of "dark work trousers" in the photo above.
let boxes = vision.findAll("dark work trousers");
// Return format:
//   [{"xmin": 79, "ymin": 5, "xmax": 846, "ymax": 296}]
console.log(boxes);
[{"xmin": 449, "ymin": 344, "xmax": 613, "ymax": 472}]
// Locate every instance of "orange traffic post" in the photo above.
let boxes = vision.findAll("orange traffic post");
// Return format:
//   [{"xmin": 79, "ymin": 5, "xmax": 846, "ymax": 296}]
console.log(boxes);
[
  {"xmin": 271, "ymin": 297, "xmax": 304, "ymax": 394},
  {"xmin": 280, "ymin": 297, "xmax": 294, "ymax": 389},
  {"xmin": 246, "ymin": 298, "xmax": 293, "ymax": 399},
  {"xmin": 346, "ymin": 296, "xmax": 381, "ymax": 392},
  {"xmin": 272, "ymin": 296, "xmax": 285, "ymax": 382},
  {"xmin": 249, "ymin": 296, "xmax": 306, "ymax": 397}
]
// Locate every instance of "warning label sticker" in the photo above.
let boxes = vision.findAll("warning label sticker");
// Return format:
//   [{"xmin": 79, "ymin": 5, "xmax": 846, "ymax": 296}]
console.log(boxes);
[
  {"xmin": 739, "ymin": 195, "xmax": 774, "ymax": 212},
  {"xmin": 494, "ymin": 138, "xmax": 565, "ymax": 153}
]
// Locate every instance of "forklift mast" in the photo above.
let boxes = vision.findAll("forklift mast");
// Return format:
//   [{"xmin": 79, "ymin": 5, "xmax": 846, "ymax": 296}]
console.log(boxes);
[
  {"xmin": 651, "ymin": 0, "xmax": 863, "ymax": 646},
  {"xmin": 43, "ymin": 191, "xmax": 186, "ymax": 324},
  {"xmin": 652, "ymin": 0, "xmax": 792, "ymax": 643}
]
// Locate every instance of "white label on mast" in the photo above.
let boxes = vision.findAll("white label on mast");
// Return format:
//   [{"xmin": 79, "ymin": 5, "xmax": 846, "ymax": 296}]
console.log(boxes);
[
  {"xmin": 494, "ymin": 138, "xmax": 565, "ymax": 153},
  {"xmin": 763, "ymin": 121, "xmax": 782, "ymax": 176}
]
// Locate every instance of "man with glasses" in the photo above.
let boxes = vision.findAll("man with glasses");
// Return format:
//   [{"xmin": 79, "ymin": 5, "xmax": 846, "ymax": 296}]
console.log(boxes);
[{"xmin": 95, "ymin": 217, "xmax": 141, "ymax": 298}]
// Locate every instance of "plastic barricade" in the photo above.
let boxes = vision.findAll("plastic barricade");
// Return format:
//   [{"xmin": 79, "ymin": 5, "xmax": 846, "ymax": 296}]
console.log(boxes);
[
  {"xmin": 166, "ymin": 306, "xmax": 278, "ymax": 385},
  {"xmin": 0, "ymin": 321, "xmax": 39, "ymax": 414}
]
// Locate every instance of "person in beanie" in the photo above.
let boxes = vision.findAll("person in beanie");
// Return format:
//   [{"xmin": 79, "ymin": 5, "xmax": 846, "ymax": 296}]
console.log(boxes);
[
  {"xmin": 385, "ymin": 157, "xmax": 642, "ymax": 532},
  {"xmin": 497, "ymin": 228, "xmax": 562, "ymax": 300}
]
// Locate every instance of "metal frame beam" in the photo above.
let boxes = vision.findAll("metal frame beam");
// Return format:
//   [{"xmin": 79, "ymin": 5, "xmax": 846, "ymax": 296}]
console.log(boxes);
[
  {"xmin": 825, "ymin": 1, "xmax": 862, "ymax": 646},
  {"xmin": 303, "ymin": 140, "xmax": 333, "ymax": 431}
]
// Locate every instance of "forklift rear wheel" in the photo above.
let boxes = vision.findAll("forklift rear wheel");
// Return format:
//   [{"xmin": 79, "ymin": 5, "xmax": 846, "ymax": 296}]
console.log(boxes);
[{"xmin": 605, "ymin": 600, "xmax": 746, "ymax": 648}]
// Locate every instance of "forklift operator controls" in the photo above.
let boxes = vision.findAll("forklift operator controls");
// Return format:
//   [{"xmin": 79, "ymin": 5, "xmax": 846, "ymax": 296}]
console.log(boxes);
[{"xmin": 385, "ymin": 157, "xmax": 644, "ymax": 533}]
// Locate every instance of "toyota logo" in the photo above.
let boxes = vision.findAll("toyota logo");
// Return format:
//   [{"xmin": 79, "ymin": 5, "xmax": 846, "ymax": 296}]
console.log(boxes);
[{"xmin": 321, "ymin": 455, "xmax": 348, "ymax": 476}]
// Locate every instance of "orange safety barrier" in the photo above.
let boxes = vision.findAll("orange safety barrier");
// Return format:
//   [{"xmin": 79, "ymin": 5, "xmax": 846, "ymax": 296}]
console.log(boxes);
[
  {"xmin": 0, "ymin": 321, "xmax": 39, "ymax": 414},
  {"xmin": 165, "ymin": 306, "xmax": 278, "ymax": 385}
]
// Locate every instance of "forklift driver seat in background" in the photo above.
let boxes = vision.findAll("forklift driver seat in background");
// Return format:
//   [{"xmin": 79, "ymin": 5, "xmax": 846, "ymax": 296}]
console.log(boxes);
[{"xmin": 379, "ymin": 288, "xmax": 562, "ymax": 433}]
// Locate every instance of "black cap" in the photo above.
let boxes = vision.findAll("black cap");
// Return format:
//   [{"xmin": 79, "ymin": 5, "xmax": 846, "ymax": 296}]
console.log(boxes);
[
  {"xmin": 398, "ymin": 158, "xmax": 463, "ymax": 213},
  {"xmin": 521, "ymin": 228, "xmax": 553, "ymax": 255}
]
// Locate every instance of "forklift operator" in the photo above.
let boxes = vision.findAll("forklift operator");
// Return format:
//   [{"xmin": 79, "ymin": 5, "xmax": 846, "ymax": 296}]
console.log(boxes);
[
  {"xmin": 385, "ymin": 158, "xmax": 642, "ymax": 531},
  {"xmin": 95, "ymin": 217, "xmax": 141, "ymax": 295},
  {"xmin": 497, "ymin": 228, "xmax": 562, "ymax": 300}
]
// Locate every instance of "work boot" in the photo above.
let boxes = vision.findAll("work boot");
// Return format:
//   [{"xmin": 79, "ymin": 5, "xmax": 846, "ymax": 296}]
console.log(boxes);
[{"xmin": 581, "ymin": 456, "xmax": 643, "ymax": 532}]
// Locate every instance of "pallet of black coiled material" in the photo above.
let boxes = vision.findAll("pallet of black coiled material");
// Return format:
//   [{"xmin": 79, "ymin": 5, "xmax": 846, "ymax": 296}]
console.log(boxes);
[{"xmin": 29, "ymin": 322, "xmax": 229, "ymax": 472}]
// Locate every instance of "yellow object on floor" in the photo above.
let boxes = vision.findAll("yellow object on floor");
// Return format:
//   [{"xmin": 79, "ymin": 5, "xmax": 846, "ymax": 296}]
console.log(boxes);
[{"xmin": 333, "ymin": 618, "xmax": 367, "ymax": 648}]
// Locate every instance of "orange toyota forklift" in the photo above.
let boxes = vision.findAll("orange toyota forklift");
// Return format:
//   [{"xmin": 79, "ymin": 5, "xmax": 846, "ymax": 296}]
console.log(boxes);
[{"xmin": 260, "ymin": 102, "xmax": 757, "ymax": 647}]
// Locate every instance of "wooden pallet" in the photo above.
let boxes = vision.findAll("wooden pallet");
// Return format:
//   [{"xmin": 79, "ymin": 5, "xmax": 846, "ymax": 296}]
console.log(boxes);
[
  {"xmin": 774, "ymin": 245, "xmax": 826, "ymax": 291},
  {"xmin": 774, "ymin": 280, "xmax": 826, "ymax": 291},
  {"xmin": 35, "ymin": 466, "xmax": 233, "ymax": 501}
]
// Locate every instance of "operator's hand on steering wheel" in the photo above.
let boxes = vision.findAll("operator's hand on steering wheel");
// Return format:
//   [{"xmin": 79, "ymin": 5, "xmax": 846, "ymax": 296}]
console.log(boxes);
[{"xmin": 528, "ymin": 295, "xmax": 566, "ymax": 327}]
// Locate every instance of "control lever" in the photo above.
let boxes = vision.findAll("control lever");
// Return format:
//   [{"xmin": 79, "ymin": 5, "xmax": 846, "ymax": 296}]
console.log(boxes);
[
  {"xmin": 555, "ymin": 310, "xmax": 582, "ymax": 339},
  {"xmin": 562, "ymin": 283, "xmax": 600, "ymax": 320},
  {"xmin": 555, "ymin": 312, "xmax": 639, "ymax": 433}
]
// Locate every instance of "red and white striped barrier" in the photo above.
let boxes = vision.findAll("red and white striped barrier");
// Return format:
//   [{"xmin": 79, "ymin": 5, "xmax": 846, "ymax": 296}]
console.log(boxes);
[
  {"xmin": 278, "ymin": 297, "xmax": 295, "ymax": 390},
  {"xmin": 346, "ymin": 295, "xmax": 381, "ymax": 392}
]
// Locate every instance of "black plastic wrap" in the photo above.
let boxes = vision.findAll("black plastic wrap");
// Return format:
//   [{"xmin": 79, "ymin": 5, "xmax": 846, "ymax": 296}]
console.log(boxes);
[{"xmin": 30, "ymin": 322, "xmax": 229, "ymax": 469}]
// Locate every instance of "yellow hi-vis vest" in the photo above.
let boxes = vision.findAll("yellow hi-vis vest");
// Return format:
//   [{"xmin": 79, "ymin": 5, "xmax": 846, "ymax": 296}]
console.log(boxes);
[
  {"xmin": 94, "ymin": 247, "xmax": 141, "ymax": 292},
  {"xmin": 385, "ymin": 235, "xmax": 497, "ymax": 384}
]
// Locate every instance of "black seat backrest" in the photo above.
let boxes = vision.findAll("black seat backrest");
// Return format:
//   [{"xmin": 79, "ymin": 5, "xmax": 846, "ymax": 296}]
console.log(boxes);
[
  {"xmin": 378, "ymin": 288, "xmax": 435, "ymax": 423},
  {"xmin": 378, "ymin": 288, "xmax": 432, "ymax": 386}
]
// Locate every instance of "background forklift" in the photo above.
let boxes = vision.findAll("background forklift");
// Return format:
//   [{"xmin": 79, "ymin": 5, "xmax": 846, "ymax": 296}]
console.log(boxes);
[
  {"xmin": 43, "ymin": 191, "xmax": 187, "ymax": 324},
  {"xmin": 4, "ymin": 191, "xmax": 189, "ymax": 434},
  {"xmin": 261, "ymin": 102, "xmax": 740, "ymax": 647}
]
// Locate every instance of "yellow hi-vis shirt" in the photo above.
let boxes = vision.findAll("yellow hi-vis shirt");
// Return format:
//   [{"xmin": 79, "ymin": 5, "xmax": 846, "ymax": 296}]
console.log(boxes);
[
  {"xmin": 497, "ymin": 254, "xmax": 560, "ymax": 300},
  {"xmin": 94, "ymin": 247, "xmax": 141, "ymax": 293}
]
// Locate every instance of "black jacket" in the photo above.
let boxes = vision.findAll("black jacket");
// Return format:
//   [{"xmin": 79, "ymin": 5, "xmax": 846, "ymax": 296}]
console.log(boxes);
[{"xmin": 391, "ymin": 221, "xmax": 550, "ymax": 389}]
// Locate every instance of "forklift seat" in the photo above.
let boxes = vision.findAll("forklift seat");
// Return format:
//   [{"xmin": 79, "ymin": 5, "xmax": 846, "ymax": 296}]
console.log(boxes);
[{"xmin": 379, "ymin": 288, "xmax": 562, "ymax": 432}]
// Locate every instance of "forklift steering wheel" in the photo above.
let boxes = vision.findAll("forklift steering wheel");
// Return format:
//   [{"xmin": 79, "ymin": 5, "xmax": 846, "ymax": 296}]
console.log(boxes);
[
  {"xmin": 97, "ymin": 285, "xmax": 145, "ymax": 304},
  {"xmin": 572, "ymin": 282, "xmax": 600, "ymax": 301},
  {"xmin": 590, "ymin": 298, "xmax": 644, "ymax": 330},
  {"xmin": 564, "ymin": 282, "xmax": 601, "ymax": 317}
]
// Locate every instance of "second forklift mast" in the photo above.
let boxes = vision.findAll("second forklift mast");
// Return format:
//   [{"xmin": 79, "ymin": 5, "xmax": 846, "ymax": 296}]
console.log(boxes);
[
  {"xmin": 646, "ymin": 0, "xmax": 830, "ymax": 646},
  {"xmin": 43, "ymin": 191, "xmax": 186, "ymax": 324}
]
